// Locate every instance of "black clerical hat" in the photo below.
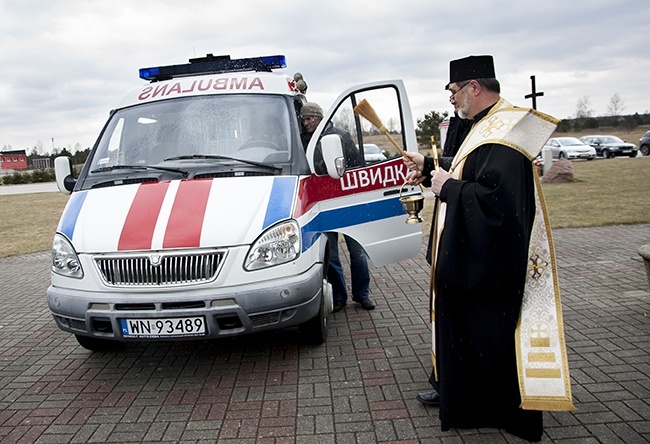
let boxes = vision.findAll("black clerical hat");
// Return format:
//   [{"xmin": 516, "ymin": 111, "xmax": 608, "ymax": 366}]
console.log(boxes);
[{"xmin": 445, "ymin": 55, "xmax": 496, "ymax": 90}]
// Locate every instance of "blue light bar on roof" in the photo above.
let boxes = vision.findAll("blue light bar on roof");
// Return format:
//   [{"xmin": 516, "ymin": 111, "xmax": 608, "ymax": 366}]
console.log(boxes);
[{"xmin": 139, "ymin": 54, "xmax": 287, "ymax": 81}]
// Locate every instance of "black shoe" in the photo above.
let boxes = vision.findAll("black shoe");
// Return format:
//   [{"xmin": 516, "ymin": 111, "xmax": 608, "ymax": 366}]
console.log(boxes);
[
  {"xmin": 416, "ymin": 391, "xmax": 440, "ymax": 406},
  {"xmin": 353, "ymin": 298, "xmax": 376, "ymax": 310},
  {"xmin": 333, "ymin": 301, "xmax": 347, "ymax": 313}
]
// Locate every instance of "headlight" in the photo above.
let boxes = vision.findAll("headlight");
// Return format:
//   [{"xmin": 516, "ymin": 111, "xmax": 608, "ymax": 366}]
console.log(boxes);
[
  {"xmin": 52, "ymin": 234, "xmax": 84, "ymax": 278},
  {"xmin": 245, "ymin": 220, "xmax": 301, "ymax": 271}
]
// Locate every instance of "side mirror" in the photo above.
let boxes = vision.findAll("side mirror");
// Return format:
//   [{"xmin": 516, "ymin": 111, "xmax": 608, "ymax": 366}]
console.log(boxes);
[
  {"xmin": 321, "ymin": 134, "xmax": 346, "ymax": 179},
  {"xmin": 54, "ymin": 156, "xmax": 75, "ymax": 194}
]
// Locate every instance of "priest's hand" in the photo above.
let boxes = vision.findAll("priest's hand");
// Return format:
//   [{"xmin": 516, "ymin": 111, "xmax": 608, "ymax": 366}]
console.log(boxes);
[{"xmin": 431, "ymin": 169, "xmax": 452, "ymax": 195}]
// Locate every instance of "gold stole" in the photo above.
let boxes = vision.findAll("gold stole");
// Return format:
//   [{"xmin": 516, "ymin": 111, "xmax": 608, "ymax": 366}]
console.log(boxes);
[{"xmin": 430, "ymin": 98, "xmax": 575, "ymax": 411}]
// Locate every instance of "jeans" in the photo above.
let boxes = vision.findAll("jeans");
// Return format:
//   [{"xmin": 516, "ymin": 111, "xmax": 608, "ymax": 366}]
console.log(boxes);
[{"xmin": 326, "ymin": 232, "xmax": 370, "ymax": 303}]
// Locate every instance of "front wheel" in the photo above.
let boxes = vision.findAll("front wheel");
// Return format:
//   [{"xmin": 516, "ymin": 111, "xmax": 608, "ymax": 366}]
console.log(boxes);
[
  {"xmin": 558, "ymin": 151, "xmax": 566, "ymax": 159},
  {"xmin": 640, "ymin": 145, "xmax": 649, "ymax": 156},
  {"xmin": 75, "ymin": 334, "xmax": 124, "ymax": 352},
  {"xmin": 299, "ymin": 279, "xmax": 332, "ymax": 345},
  {"xmin": 603, "ymin": 149, "xmax": 613, "ymax": 159}
]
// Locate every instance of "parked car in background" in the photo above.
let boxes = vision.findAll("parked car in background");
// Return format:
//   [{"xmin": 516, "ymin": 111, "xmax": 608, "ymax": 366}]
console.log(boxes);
[
  {"xmin": 639, "ymin": 131, "xmax": 650, "ymax": 156},
  {"xmin": 579, "ymin": 135, "xmax": 638, "ymax": 158},
  {"xmin": 543, "ymin": 137, "xmax": 596, "ymax": 160},
  {"xmin": 362, "ymin": 144, "xmax": 387, "ymax": 164}
]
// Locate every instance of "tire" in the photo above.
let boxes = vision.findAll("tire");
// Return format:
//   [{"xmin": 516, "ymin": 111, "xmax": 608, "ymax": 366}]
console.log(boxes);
[
  {"xmin": 299, "ymin": 278, "xmax": 332, "ymax": 345},
  {"xmin": 75, "ymin": 334, "xmax": 124, "ymax": 352},
  {"xmin": 558, "ymin": 151, "xmax": 566, "ymax": 159},
  {"xmin": 603, "ymin": 150, "xmax": 613, "ymax": 159},
  {"xmin": 640, "ymin": 145, "xmax": 649, "ymax": 156}
]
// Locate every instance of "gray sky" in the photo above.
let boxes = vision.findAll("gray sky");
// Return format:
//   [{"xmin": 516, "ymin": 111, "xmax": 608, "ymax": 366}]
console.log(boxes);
[{"xmin": 1, "ymin": 0, "xmax": 648, "ymax": 152}]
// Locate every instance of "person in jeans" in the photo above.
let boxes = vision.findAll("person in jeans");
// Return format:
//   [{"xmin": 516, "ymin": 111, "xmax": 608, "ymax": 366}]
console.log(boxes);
[
  {"xmin": 325, "ymin": 232, "xmax": 373, "ymax": 311},
  {"xmin": 299, "ymin": 102, "xmax": 376, "ymax": 312}
]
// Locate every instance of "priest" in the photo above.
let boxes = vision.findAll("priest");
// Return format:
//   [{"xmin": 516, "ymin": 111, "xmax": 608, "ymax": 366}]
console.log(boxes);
[{"xmin": 404, "ymin": 55, "xmax": 574, "ymax": 442}]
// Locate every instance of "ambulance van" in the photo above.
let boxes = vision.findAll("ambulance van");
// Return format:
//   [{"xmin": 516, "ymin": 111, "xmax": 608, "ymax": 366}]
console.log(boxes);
[{"xmin": 48, "ymin": 54, "xmax": 422, "ymax": 351}]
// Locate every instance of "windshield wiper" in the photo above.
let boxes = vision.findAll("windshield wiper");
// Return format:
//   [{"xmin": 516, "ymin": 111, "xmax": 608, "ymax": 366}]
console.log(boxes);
[
  {"xmin": 91, "ymin": 165, "xmax": 189, "ymax": 176},
  {"xmin": 164, "ymin": 154, "xmax": 282, "ymax": 171}
]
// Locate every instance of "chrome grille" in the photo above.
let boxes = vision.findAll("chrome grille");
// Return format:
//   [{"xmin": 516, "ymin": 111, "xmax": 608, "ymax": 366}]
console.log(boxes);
[{"xmin": 95, "ymin": 250, "xmax": 225, "ymax": 287}]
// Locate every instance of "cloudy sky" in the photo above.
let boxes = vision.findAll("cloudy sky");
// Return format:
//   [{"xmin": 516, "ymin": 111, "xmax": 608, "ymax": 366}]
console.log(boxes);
[{"xmin": 1, "ymin": 0, "xmax": 648, "ymax": 152}]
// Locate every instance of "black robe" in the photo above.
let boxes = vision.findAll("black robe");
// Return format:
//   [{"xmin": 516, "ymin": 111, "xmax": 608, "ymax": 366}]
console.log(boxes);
[
  {"xmin": 442, "ymin": 114, "xmax": 472, "ymax": 157},
  {"xmin": 432, "ymin": 141, "xmax": 543, "ymax": 442}
]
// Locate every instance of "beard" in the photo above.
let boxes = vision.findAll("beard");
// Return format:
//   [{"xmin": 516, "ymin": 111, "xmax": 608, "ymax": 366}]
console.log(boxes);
[{"xmin": 456, "ymin": 93, "xmax": 471, "ymax": 119}]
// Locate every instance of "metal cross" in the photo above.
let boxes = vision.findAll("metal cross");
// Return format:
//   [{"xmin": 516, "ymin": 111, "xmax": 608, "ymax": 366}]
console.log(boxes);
[{"xmin": 524, "ymin": 75, "xmax": 544, "ymax": 110}]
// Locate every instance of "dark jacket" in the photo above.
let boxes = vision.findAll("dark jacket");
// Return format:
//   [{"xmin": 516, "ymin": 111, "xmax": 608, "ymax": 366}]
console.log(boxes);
[{"xmin": 302, "ymin": 121, "xmax": 360, "ymax": 174}]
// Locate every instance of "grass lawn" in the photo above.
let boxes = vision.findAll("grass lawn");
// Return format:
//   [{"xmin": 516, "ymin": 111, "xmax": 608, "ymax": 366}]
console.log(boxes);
[
  {"xmin": 419, "ymin": 156, "xmax": 648, "ymax": 236},
  {"xmin": 0, "ymin": 156, "xmax": 648, "ymax": 258}
]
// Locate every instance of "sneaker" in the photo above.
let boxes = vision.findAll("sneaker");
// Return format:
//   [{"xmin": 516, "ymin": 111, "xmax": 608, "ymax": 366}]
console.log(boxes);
[{"xmin": 353, "ymin": 298, "xmax": 376, "ymax": 310}]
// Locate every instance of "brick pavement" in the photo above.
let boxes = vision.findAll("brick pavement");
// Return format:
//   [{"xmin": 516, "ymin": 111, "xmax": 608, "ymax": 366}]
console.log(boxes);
[{"xmin": 0, "ymin": 224, "xmax": 648, "ymax": 443}]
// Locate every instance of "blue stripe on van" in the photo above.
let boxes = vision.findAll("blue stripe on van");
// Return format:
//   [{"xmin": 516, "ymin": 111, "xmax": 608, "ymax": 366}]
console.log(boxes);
[
  {"xmin": 58, "ymin": 191, "xmax": 88, "ymax": 240},
  {"xmin": 263, "ymin": 176, "xmax": 297, "ymax": 229},
  {"xmin": 300, "ymin": 197, "xmax": 403, "ymax": 252}
]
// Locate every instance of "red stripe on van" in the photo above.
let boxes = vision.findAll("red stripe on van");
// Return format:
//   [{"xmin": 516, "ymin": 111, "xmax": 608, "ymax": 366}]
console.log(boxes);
[
  {"xmin": 118, "ymin": 182, "xmax": 170, "ymax": 251},
  {"xmin": 163, "ymin": 179, "xmax": 213, "ymax": 248}
]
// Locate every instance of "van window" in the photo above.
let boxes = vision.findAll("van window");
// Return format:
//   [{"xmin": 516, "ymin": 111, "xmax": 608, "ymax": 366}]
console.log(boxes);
[
  {"xmin": 325, "ymin": 86, "xmax": 406, "ymax": 169},
  {"xmin": 89, "ymin": 95, "xmax": 294, "ymax": 171}
]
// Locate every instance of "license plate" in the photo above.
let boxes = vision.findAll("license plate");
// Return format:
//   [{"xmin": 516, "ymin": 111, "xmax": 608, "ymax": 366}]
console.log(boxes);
[{"xmin": 120, "ymin": 316, "xmax": 206, "ymax": 338}]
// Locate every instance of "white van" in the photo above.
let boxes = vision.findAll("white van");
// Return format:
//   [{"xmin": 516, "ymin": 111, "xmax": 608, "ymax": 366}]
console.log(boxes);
[{"xmin": 48, "ymin": 54, "xmax": 422, "ymax": 351}]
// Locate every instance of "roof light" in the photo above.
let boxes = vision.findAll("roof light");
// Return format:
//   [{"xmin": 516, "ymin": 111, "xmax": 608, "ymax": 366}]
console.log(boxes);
[{"xmin": 139, "ymin": 54, "xmax": 287, "ymax": 81}]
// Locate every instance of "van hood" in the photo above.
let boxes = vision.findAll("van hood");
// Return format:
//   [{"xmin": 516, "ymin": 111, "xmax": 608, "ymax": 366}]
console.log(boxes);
[{"xmin": 58, "ymin": 177, "xmax": 298, "ymax": 253}]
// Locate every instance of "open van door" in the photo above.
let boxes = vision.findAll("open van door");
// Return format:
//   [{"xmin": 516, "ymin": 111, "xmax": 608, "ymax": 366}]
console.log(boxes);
[{"xmin": 303, "ymin": 80, "xmax": 422, "ymax": 267}]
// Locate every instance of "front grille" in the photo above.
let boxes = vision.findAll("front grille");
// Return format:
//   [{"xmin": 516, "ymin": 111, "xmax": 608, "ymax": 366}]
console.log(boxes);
[
  {"xmin": 194, "ymin": 171, "xmax": 270, "ymax": 179},
  {"xmin": 59, "ymin": 316, "xmax": 86, "ymax": 331},
  {"xmin": 250, "ymin": 311, "xmax": 280, "ymax": 327},
  {"xmin": 92, "ymin": 177, "xmax": 158, "ymax": 188},
  {"xmin": 95, "ymin": 250, "xmax": 225, "ymax": 287}
]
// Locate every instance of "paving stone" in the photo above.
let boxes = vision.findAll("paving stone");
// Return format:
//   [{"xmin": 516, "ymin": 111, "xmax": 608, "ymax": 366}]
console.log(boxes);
[{"xmin": 0, "ymin": 224, "xmax": 648, "ymax": 443}]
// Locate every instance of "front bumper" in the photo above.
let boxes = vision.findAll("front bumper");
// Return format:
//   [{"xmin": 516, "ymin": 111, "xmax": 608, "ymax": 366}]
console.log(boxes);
[
  {"xmin": 611, "ymin": 148, "xmax": 638, "ymax": 157},
  {"xmin": 567, "ymin": 152, "xmax": 596, "ymax": 160},
  {"xmin": 47, "ymin": 263, "xmax": 325, "ymax": 341}
]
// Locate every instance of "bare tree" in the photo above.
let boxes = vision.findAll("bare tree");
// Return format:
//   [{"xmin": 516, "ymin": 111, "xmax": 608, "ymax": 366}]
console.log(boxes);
[
  {"xmin": 386, "ymin": 117, "xmax": 398, "ymax": 133},
  {"xmin": 333, "ymin": 107, "xmax": 356, "ymax": 134},
  {"xmin": 575, "ymin": 96, "xmax": 593, "ymax": 118},
  {"xmin": 606, "ymin": 93, "xmax": 626, "ymax": 116},
  {"xmin": 34, "ymin": 140, "xmax": 45, "ymax": 155}
]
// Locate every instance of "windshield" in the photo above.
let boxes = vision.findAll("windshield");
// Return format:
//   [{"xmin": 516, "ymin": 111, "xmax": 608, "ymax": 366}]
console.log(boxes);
[
  {"xmin": 89, "ymin": 95, "xmax": 293, "ymax": 172},
  {"xmin": 558, "ymin": 138, "xmax": 584, "ymax": 146}
]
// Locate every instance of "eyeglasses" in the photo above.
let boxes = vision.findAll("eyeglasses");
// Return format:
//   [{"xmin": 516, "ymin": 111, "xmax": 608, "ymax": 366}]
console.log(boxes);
[{"xmin": 449, "ymin": 81, "xmax": 470, "ymax": 101}]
